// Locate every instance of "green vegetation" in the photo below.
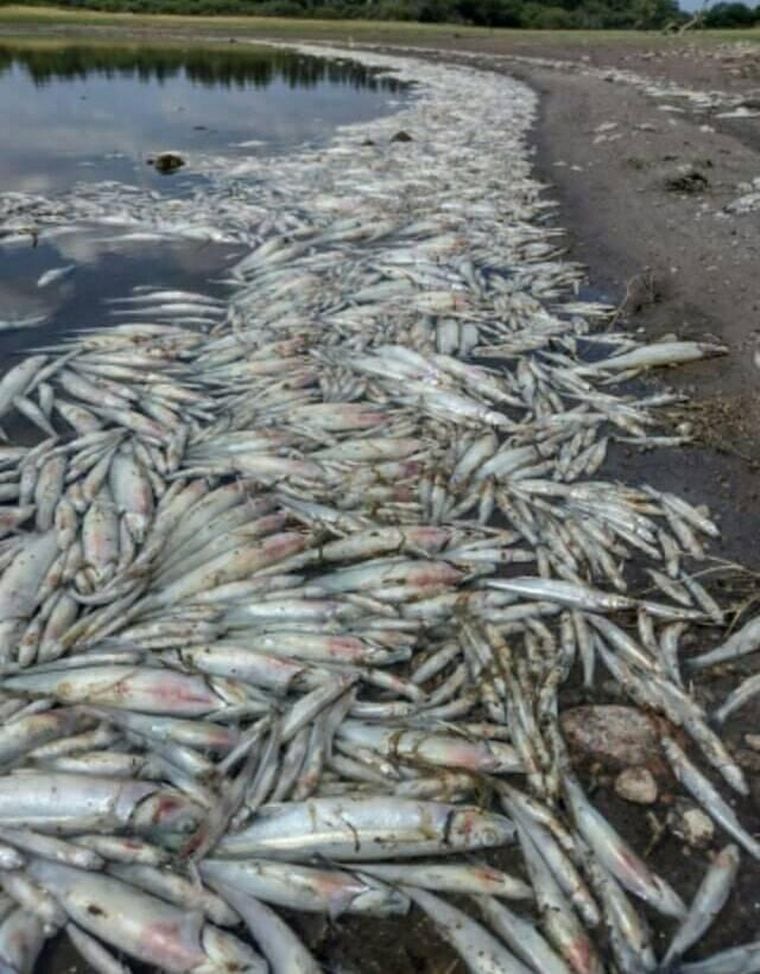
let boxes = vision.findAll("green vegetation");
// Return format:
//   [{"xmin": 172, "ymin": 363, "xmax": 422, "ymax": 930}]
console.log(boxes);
[
  {"xmin": 0, "ymin": 0, "xmax": 689, "ymax": 29},
  {"xmin": 0, "ymin": 2, "xmax": 759, "ymax": 38},
  {"xmin": 703, "ymin": 2, "xmax": 759, "ymax": 27}
]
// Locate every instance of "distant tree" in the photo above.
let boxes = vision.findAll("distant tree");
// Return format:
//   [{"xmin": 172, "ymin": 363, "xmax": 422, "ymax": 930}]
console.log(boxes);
[
  {"xmin": 520, "ymin": 3, "xmax": 576, "ymax": 27},
  {"xmin": 453, "ymin": 0, "xmax": 522, "ymax": 26},
  {"xmin": 5, "ymin": 0, "xmax": 756, "ymax": 27},
  {"xmin": 703, "ymin": 1, "xmax": 757, "ymax": 26}
]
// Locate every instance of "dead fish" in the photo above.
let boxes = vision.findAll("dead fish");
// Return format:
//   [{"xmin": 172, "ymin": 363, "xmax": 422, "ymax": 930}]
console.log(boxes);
[
  {"xmin": 661, "ymin": 844, "xmax": 740, "ymax": 970},
  {"xmin": 37, "ymin": 265, "xmax": 75, "ymax": 289}
]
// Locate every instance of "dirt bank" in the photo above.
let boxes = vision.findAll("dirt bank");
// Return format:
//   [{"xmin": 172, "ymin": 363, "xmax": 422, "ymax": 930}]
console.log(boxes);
[
  {"xmin": 356, "ymin": 38, "xmax": 760, "ymax": 576},
  {"xmin": 503, "ymin": 49, "xmax": 760, "ymax": 570}
]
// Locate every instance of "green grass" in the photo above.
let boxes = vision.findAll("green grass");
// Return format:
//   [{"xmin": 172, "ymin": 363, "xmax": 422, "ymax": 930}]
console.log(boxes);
[
  {"xmin": 690, "ymin": 27, "xmax": 760, "ymax": 41},
  {"xmin": 0, "ymin": 4, "xmax": 757, "ymax": 48},
  {"xmin": 1, "ymin": 5, "xmax": 482, "ymax": 34}
]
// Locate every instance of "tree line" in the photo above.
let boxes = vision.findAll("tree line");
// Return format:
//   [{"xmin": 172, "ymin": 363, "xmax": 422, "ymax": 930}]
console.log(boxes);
[
  {"xmin": 2, "ymin": 0, "xmax": 760, "ymax": 29},
  {"xmin": 699, "ymin": 2, "xmax": 760, "ymax": 27}
]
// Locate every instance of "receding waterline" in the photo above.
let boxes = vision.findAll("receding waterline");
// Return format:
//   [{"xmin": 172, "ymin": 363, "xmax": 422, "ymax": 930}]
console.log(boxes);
[{"xmin": 0, "ymin": 40, "xmax": 410, "ymax": 363}]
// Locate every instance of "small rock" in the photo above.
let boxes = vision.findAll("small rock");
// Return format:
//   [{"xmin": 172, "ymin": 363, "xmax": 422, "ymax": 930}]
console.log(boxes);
[
  {"xmin": 667, "ymin": 799, "xmax": 715, "ymax": 849},
  {"xmin": 560, "ymin": 706, "xmax": 661, "ymax": 769},
  {"xmin": 745, "ymin": 734, "xmax": 760, "ymax": 751},
  {"xmin": 615, "ymin": 767, "xmax": 658, "ymax": 805},
  {"xmin": 390, "ymin": 131, "xmax": 413, "ymax": 143},
  {"xmin": 147, "ymin": 152, "xmax": 185, "ymax": 174},
  {"xmin": 735, "ymin": 748, "xmax": 760, "ymax": 773}
]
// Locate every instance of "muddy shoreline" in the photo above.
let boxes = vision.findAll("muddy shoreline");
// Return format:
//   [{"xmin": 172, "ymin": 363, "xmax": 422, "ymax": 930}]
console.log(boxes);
[
  {"xmin": 3, "ymin": 24, "xmax": 760, "ymax": 972},
  {"xmin": 438, "ymin": 42, "xmax": 760, "ymax": 963},
  {"xmin": 11, "ymin": 22, "xmax": 758, "ymax": 564},
  {"xmin": 358, "ymin": 38, "xmax": 760, "ymax": 570},
  {"xmin": 509, "ymin": 51, "xmax": 760, "ymax": 568}
]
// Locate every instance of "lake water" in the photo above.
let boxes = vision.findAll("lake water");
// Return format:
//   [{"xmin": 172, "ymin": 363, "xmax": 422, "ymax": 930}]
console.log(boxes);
[{"xmin": 0, "ymin": 41, "xmax": 406, "ymax": 360}]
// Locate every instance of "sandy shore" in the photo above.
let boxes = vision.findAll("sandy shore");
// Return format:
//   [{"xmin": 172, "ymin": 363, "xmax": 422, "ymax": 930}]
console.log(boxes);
[{"xmin": 494, "ymin": 45, "xmax": 760, "ymax": 566}]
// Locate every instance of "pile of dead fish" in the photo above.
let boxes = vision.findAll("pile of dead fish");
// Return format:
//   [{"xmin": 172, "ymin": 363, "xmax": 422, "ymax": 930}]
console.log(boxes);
[{"xmin": 0, "ymin": 43, "xmax": 758, "ymax": 974}]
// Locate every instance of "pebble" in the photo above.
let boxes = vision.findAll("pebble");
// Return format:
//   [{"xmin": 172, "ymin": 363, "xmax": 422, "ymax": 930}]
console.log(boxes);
[
  {"xmin": 735, "ymin": 748, "xmax": 760, "ymax": 773},
  {"xmin": 615, "ymin": 767, "xmax": 658, "ymax": 804},
  {"xmin": 561, "ymin": 705, "xmax": 661, "ymax": 768},
  {"xmin": 667, "ymin": 799, "xmax": 715, "ymax": 849}
]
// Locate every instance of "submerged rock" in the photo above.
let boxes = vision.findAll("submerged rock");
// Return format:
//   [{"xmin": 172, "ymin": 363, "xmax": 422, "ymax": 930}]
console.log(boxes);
[
  {"xmin": 148, "ymin": 152, "xmax": 185, "ymax": 174},
  {"xmin": 390, "ymin": 130, "xmax": 413, "ymax": 143}
]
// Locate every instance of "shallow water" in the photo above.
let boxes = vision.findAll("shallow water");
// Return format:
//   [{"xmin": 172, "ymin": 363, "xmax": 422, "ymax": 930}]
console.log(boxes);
[
  {"xmin": 0, "ymin": 41, "xmax": 406, "ymax": 358},
  {"xmin": 0, "ymin": 43, "xmax": 404, "ymax": 194}
]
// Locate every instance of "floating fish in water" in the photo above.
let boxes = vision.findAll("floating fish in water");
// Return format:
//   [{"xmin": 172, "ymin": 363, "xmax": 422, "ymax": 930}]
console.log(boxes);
[
  {"xmin": 36, "ymin": 265, "xmax": 75, "ymax": 289},
  {"xmin": 0, "ymin": 314, "xmax": 48, "ymax": 333}
]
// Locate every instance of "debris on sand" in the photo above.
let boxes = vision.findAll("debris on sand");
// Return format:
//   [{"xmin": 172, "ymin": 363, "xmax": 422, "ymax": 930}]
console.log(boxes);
[
  {"xmin": 726, "ymin": 176, "xmax": 760, "ymax": 214},
  {"xmin": 561, "ymin": 706, "xmax": 662, "ymax": 768},
  {"xmin": 668, "ymin": 800, "xmax": 716, "ymax": 849},
  {"xmin": 665, "ymin": 167, "xmax": 710, "ymax": 194},
  {"xmin": 615, "ymin": 767, "xmax": 659, "ymax": 804}
]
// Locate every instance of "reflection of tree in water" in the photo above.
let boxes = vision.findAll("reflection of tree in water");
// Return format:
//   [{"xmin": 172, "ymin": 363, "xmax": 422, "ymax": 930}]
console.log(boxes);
[{"xmin": 0, "ymin": 43, "xmax": 404, "ymax": 90}]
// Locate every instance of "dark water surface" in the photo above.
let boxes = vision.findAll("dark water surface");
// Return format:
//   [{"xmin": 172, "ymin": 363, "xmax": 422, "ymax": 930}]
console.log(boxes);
[
  {"xmin": 0, "ymin": 42, "xmax": 404, "ymax": 193},
  {"xmin": 0, "ymin": 41, "xmax": 406, "ymax": 358}
]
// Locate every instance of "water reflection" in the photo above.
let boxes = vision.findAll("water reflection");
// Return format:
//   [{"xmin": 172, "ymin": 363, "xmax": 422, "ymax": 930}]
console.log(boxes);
[
  {"xmin": 0, "ymin": 41, "xmax": 407, "ymax": 358},
  {"xmin": 0, "ymin": 41, "xmax": 406, "ymax": 195},
  {"xmin": 0, "ymin": 42, "xmax": 403, "ymax": 91}
]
